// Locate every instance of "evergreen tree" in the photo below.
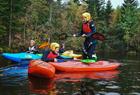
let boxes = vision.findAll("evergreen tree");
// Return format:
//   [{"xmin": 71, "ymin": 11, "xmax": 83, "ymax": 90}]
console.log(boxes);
[
  {"xmin": 105, "ymin": 0, "xmax": 113, "ymax": 26},
  {"xmin": 0, "ymin": 0, "xmax": 29, "ymax": 47},
  {"xmin": 120, "ymin": 0, "xmax": 139, "ymax": 51},
  {"xmin": 84, "ymin": 0, "xmax": 105, "ymax": 21}
]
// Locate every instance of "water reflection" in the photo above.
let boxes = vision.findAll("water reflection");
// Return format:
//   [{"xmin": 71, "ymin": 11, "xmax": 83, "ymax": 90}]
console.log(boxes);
[
  {"xmin": 0, "ymin": 64, "xmax": 28, "ymax": 86},
  {"xmin": 29, "ymin": 70, "xmax": 119, "ymax": 95}
]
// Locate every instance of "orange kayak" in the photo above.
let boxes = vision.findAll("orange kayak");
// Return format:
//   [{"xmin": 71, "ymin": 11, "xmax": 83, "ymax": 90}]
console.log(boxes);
[
  {"xmin": 28, "ymin": 60, "xmax": 55, "ymax": 78},
  {"xmin": 50, "ymin": 61, "xmax": 120, "ymax": 72}
]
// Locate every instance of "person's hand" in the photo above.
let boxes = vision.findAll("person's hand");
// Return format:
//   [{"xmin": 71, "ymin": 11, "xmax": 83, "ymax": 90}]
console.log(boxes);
[
  {"xmin": 54, "ymin": 58, "xmax": 57, "ymax": 62},
  {"xmin": 73, "ymin": 34, "xmax": 76, "ymax": 37},
  {"xmin": 82, "ymin": 34, "xmax": 87, "ymax": 37}
]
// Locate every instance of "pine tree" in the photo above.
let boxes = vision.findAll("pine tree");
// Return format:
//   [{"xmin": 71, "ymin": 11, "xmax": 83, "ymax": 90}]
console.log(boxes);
[
  {"xmin": 105, "ymin": 0, "xmax": 113, "ymax": 26},
  {"xmin": 0, "ymin": 0, "xmax": 29, "ymax": 47},
  {"xmin": 120, "ymin": 0, "xmax": 139, "ymax": 50},
  {"xmin": 84, "ymin": 0, "xmax": 105, "ymax": 21}
]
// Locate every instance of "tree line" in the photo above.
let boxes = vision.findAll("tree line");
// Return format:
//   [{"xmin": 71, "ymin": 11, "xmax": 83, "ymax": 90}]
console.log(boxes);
[{"xmin": 0, "ymin": 0, "xmax": 140, "ymax": 53}]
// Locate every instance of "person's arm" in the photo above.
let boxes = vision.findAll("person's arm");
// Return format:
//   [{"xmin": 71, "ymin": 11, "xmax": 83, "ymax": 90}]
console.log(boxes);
[
  {"xmin": 86, "ymin": 21, "xmax": 96, "ymax": 37},
  {"xmin": 76, "ymin": 30, "xmax": 83, "ymax": 37},
  {"xmin": 41, "ymin": 50, "xmax": 54, "ymax": 62},
  {"xmin": 73, "ymin": 24, "xmax": 83, "ymax": 37}
]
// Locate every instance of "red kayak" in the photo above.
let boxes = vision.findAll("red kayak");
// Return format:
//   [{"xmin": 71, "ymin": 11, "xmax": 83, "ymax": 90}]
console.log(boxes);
[
  {"xmin": 28, "ymin": 60, "xmax": 55, "ymax": 78},
  {"xmin": 28, "ymin": 60, "xmax": 120, "ymax": 78},
  {"xmin": 50, "ymin": 61, "xmax": 120, "ymax": 72}
]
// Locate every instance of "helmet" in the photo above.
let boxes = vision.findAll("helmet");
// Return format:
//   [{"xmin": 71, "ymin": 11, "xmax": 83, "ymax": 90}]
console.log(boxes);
[
  {"xmin": 50, "ymin": 42, "xmax": 60, "ymax": 51},
  {"xmin": 82, "ymin": 12, "xmax": 91, "ymax": 21}
]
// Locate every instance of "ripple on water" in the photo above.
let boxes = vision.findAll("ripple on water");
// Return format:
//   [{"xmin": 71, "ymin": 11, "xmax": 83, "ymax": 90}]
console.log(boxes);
[
  {"xmin": 129, "ymin": 92, "xmax": 140, "ymax": 95},
  {"xmin": 106, "ymin": 85, "xmax": 120, "ymax": 89},
  {"xmin": 98, "ymin": 91, "xmax": 120, "ymax": 95},
  {"xmin": 105, "ymin": 92, "xmax": 120, "ymax": 95},
  {"xmin": 96, "ymin": 81, "xmax": 109, "ymax": 86},
  {"xmin": 131, "ymin": 86, "xmax": 140, "ymax": 89}
]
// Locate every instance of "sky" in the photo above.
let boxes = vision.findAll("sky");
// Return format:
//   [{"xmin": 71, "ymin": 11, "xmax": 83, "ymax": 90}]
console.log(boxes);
[
  {"xmin": 105, "ymin": 0, "xmax": 124, "ymax": 8},
  {"xmin": 61, "ymin": 0, "xmax": 140, "ymax": 9},
  {"xmin": 105, "ymin": 0, "xmax": 140, "ymax": 8}
]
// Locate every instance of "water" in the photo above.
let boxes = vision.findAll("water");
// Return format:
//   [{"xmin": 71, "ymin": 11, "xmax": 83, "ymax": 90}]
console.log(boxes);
[{"xmin": 0, "ymin": 54, "xmax": 140, "ymax": 95}]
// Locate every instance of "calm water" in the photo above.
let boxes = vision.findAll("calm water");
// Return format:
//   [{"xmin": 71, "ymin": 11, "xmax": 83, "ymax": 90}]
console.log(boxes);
[{"xmin": 0, "ymin": 53, "xmax": 140, "ymax": 95}]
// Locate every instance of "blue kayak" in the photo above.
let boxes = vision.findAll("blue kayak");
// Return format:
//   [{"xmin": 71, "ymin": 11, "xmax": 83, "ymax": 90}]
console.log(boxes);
[
  {"xmin": 2, "ymin": 52, "xmax": 42, "ymax": 62},
  {"xmin": 2, "ymin": 52, "xmax": 73, "ymax": 63}
]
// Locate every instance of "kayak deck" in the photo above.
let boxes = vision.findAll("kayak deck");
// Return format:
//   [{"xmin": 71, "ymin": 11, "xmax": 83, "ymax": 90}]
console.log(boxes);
[{"xmin": 50, "ymin": 61, "xmax": 120, "ymax": 72}]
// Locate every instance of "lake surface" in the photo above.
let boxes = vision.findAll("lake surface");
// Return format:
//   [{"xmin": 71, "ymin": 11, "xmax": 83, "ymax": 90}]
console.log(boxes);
[{"xmin": 0, "ymin": 53, "xmax": 140, "ymax": 95}]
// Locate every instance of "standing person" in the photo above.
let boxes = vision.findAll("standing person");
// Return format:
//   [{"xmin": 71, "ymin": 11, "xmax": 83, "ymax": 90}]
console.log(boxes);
[
  {"xmin": 27, "ymin": 40, "xmax": 38, "ymax": 54},
  {"xmin": 73, "ymin": 12, "xmax": 97, "ymax": 60}
]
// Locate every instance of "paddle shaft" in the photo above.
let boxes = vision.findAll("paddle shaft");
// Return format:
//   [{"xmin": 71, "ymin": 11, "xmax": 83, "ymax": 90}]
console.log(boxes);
[{"xmin": 59, "ymin": 32, "xmax": 105, "ymax": 41}]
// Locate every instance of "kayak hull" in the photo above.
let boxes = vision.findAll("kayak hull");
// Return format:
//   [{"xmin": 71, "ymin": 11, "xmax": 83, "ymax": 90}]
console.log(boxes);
[
  {"xmin": 2, "ymin": 53, "xmax": 42, "ymax": 62},
  {"xmin": 50, "ymin": 61, "xmax": 120, "ymax": 72},
  {"xmin": 28, "ymin": 60, "xmax": 55, "ymax": 78},
  {"xmin": 28, "ymin": 60, "xmax": 120, "ymax": 78},
  {"xmin": 2, "ymin": 52, "xmax": 72, "ymax": 63}
]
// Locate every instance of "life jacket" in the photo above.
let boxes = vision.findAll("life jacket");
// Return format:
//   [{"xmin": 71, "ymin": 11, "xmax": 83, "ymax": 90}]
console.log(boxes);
[
  {"xmin": 29, "ymin": 46, "xmax": 36, "ymax": 51},
  {"xmin": 47, "ymin": 51, "xmax": 58, "ymax": 59},
  {"xmin": 82, "ymin": 22, "xmax": 92, "ymax": 33}
]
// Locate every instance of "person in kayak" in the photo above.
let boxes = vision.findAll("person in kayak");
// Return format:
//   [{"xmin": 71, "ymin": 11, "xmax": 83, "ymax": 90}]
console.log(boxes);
[
  {"xmin": 59, "ymin": 43, "xmax": 65, "ymax": 54},
  {"xmin": 27, "ymin": 40, "xmax": 39, "ymax": 54},
  {"xmin": 41, "ymin": 42, "xmax": 68, "ymax": 62},
  {"xmin": 73, "ymin": 12, "xmax": 97, "ymax": 60}
]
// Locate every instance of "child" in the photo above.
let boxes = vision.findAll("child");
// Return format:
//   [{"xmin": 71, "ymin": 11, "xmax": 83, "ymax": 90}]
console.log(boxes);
[
  {"xmin": 41, "ymin": 42, "xmax": 61, "ymax": 62},
  {"xmin": 73, "ymin": 12, "xmax": 97, "ymax": 60}
]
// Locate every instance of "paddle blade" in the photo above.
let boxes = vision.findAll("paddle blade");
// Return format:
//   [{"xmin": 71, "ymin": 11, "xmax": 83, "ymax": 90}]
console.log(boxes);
[
  {"xmin": 92, "ymin": 32, "xmax": 105, "ymax": 41},
  {"xmin": 80, "ymin": 59, "xmax": 97, "ymax": 64},
  {"xmin": 39, "ymin": 42, "xmax": 50, "ymax": 49}
]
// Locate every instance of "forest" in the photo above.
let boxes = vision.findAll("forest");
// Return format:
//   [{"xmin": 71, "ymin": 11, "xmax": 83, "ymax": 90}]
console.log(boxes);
[{"xmin": 0, "ymin": 0, "xmax": 140, "ymax": 54}]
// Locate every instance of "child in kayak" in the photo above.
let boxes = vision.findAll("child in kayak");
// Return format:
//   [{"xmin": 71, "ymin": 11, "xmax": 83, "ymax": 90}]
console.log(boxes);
[
  {"xmin": 41, "ymin": 42, "xmax": 70, "ymax": 62},
  {"xmin": 27, "ymin": 40, "xmax": 39, "ymax": 54},
  {"xmin": 73, "ymin": 12, "xmax": 97, "ymax": 60}
]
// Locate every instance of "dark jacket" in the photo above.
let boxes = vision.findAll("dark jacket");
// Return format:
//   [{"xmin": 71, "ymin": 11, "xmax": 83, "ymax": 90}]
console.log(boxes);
[{"xmin": 41, "ymin": 50, "xmax": 59, "ymax": 62}]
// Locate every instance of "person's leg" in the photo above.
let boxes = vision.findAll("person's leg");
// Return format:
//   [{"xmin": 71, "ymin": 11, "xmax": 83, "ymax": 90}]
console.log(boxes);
[
  {"xmin": 87, "ymin": 43, "xmax": 96, "ymax": 59},
  {"xmin": 82, "ymin": 40, "xmax": 89, "ymax": 59}
]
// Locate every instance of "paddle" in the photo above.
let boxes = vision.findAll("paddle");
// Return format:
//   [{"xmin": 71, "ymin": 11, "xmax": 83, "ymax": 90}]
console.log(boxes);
[
  {"xmin": 59, "ymin": 32, "xmax": 105, "ymax": 41},
  {"xmin": 92, "ymin": 32, "xmax": 105, "ymax": 41},
  {"xmin": 39, "ymin": 42, "xmax": 50, "ymax": 49},
  {"xmin": 39, "ymin": 32, "xmax": 105, "ymax": 49}
]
